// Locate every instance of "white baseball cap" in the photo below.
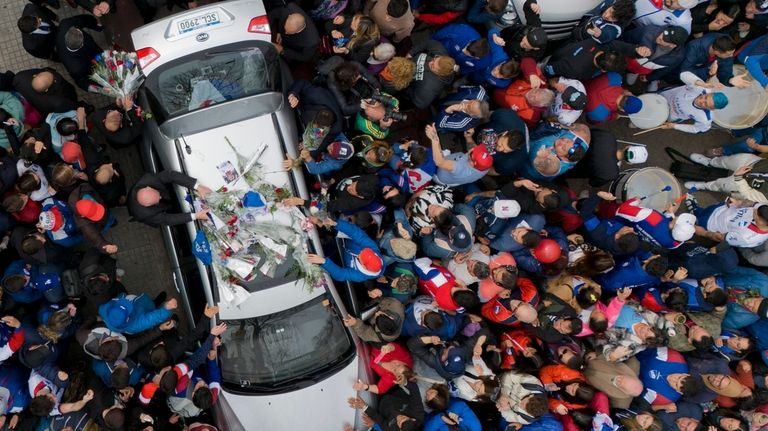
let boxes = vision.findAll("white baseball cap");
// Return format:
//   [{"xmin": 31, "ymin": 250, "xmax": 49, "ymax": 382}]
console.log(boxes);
[
  {"xmin": 677, "ymin": 0, "xmax": 697, "ymax": 8},
  {"xmin": 671, "ymin": 213, "xmax": 697, "ymax": 241},
  {"xmin": 494, "ymin": 200, "xmax": 521, "ymax": 218},
  {"xmin": 624, "ymin": 145, "xmax": 648, "ymax": 164}
]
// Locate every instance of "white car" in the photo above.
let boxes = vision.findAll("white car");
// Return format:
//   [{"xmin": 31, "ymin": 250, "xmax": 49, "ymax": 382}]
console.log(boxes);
[
  {"xmin": 501, "ymin": 0, "xmax": 604, "ymax": 40},
  {"xmin": 131, "ymin": 1, "xmax": 371, "ymax": 429}
]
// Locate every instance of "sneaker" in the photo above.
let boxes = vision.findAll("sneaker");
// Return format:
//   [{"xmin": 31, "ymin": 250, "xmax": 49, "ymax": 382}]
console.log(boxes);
[
  {"xmin": 684, "ymin": 181, "xmax": 707, "ymax": 192},
  {"xmin": 705, "ymin": 147, "xmax": 724, "ymax": 158},
  {"xmin": 689, "ymin": 153, "xmax": 711, "ymax": 166},
  {"xmin": 647, "ymin": 80, "xmax": 660, "ymax": 92}
]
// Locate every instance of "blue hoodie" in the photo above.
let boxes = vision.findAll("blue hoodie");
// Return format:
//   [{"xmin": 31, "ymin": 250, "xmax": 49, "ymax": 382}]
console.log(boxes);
[
  {"xmin": 320, "ymin": 220, "xmax": 384, "ymax": 282},
  {"xmin": 424, "ymin": 398, "xmax": 482, "ymax": 431},
  {"xmin": 434, "ymin": 24, "xmax": 492, "ymax": 74},
  {"xmin": 40, "ymin": 198, "xmax": 83, "ymax": 248},
  {"xmin": 1, "ymin": 260, "xmax": 62, "ymax": 304},
  {"xmin": 98, "ymin": 293, "xmax": 172, "ymax": 335}
]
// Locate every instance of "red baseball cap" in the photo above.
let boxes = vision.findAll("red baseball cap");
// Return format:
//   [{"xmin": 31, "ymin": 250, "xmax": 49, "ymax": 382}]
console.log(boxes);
[
  {"xmin": 470, "ymin": 145, "xmax": 493, "ymax": 171},
  {"xmin": 76, "ymin": 199, "xmax": 105, "ymax": 222},
  {"xmin": 358, "ymin": 248, "xmax": 382, "ymax": 274}
]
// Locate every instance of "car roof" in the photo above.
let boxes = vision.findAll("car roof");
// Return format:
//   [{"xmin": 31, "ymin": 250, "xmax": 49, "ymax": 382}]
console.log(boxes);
[{"xmin": 131, "ymin": 0, "xmax": 270, "ymax": 76}]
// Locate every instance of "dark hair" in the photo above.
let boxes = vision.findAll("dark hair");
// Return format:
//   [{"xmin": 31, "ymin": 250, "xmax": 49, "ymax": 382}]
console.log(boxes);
[
  {"xmin": 426, "ymin": 384, "xmax": 450, "ymax": 411},
  {"xmin": 495, "ymin": 268, "xmax": 518, "ymax": 290},
  {"xmin": 757, "ymin": 205, "xmax": 768, "ymax": 222},
  {"xmin": 21, "ymin": 234, "xmax": 45, "ymax": 255},
  {"xmin": 192, "ymin": 386, "xmax": 214, "ymax": 409},
  {"xmin": 394, "ymin": 274, "xmax": 417, "ymax": 294},
  {"xmin": 17, "ymin": 16, "xmax": 39, "ymax": 33},
  {"xmin": 423, "ymin": 311, "xmax": 444, "ymax": 330},
  {"xmin": 159, "ymin": 369, "xmax": 179, "ymax": 394},
  {"xmin": 563, "ymin": 354, "xmax": 584, "ymax": 370},
  {"xmin": 664, "ymin": 289, "xmax": 689, "ymax": 312},
  {"xmin": 705, "ymin": 288, "xmax": 728, "ymax": 307},
  {"xmin": 721, "ymin": 4, "xmax": 741, "ymax": 19},
  {"xmin": 149, "ymin": 344, "xmax": 171, "ymax": 369},
  {"xmin": 453, "ymin": 290, "xmax": 480, "ymax": 310},
  {"xmin": 521, "ymin": 230, "xmax": 541, "ymax": 248},
  {"xmin": 540, "ymin": 191, "xmax": 561, "ymax": 211},
  {"xmin": 576, "ymin": 286, "xmax": 600, "ymax": 309},
  {"xmin": 569, "ymin": 249, "xmax": 615, "ymax": 277},
  {"xmin": 55, "ymin": 118, "xmax": 78, "ymax": 136},
  {"xmin": 85, "ymin": 275, "xmax": 111, "ymax": 297},
  {"xmin": 375, "ymin": 314, "xmax": 399, "ymax": 337},
  {"xmin": 476, "ymin": 376, "xmax": 500, "ymax": 403},
  {"xmin": 472, "ymin": 261, "xmax": 490, "ymax": 279},
  {"xmin": 561, "ymin": 382, "xmax": 596, "ymax": 404},
  {"xmin": 29, "ymin": 395, "xmax": 55, "ymax": 416},
  {"xmin": 712, "ymin": 35, "xmax": 737, "ymax": 53},
  {"xmin": 616, "ymin": 231, "xmax": 640, "ymax": 254},
  {"xmin": 17, "ymin": 171, "xmax": 41, "ymax": 194},
  {"xmin": 611, "ymin": 0, "xmax": 637, "ymax": 23},
  {"xmin": 387, "ymin": 0, "xmax": 409, "ymax": 18},
  {"xmin": 314, "ymin": 108, "xmax": 336, "ymax": 127},
  {"xmin": 563, "ymin": 317, "xmax": 583, "ymax": 335},
  {"xmin": 644, "ymin": 256, "xmax": 669, "ymax": 278},
  {"xmin": 681, "ymin": 376, "xmax": 704, "ymax": 396},
  {"xmin": 692, "ymin": 335, "xmax": 714, "ymax": 352},
  {"xmin": 104, "ymin": 408, "xmax": 126, "ymax": 429},
  {"xmin": 499, "ymin": 60, "xmax": 520, "ymax": 79},
  {"xmin": 2, "ymin": 193, "xmax": 25, "ymax": 213},
  {"xmin": 467, "ymin": 39, "xmax": 490, "ymax": 58},
  {"xmin": 110, "ymin": 366, "xmax": 131, "ymax": 389},
  {"xmin": 716, "ymin": 409, "xmax": 749, "ymax": 431},
  {"xmin": 98, "ymin": 339, "xmax": 123, "ymax": 362},
  {"xmin": 596, "ymin": 48, "xmax": 627, "ymax": 72},
  {"xmin": 2, "ymin": 274, "xmax": 26, "ymax": 293},
  {"xmin": 572, "ymin": 409, "xmax": 595, "ymax": 429},
  {"xmin": 386, "ymin": 191, "xmax": 407, "ymax": 209},
  {"xmin": 487, "ymin": 0, "xmax": 507, "ymax": 14},
  {"xmin": 334, "ymin": 62, "xmax": 360, "ymax": 91},
  {"xmin": 589, "ymin": 315, "xmax": 609, "ymax": 333},
  {"xmin": 402, "ymin": 145, "xmax": 428, "ymax": 169},
  {"xmin": 525, "ymin": 394, "xmax": 549, "ymax": 418}
]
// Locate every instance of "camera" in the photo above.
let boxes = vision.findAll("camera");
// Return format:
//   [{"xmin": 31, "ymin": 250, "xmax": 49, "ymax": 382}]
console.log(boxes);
[{"xmin": 371, "ymin": 90, "xmax": 408, "ymax": 122}]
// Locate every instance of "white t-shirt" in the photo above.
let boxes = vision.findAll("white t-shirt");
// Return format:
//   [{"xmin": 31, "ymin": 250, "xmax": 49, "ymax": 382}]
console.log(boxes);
[
  {"xmin": 446, "ymin": 244, "xmax": 491, "ymax": 285},
  {"xmin": 633, "ymin": 0, "xmax": 693, "ymax": 33},
  {"xmin": 706, "ymin": 204, "xmax": 768, "ymax": 248}
]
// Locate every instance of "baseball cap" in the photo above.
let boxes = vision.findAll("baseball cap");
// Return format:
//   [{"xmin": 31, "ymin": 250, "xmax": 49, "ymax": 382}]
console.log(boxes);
[
  {"xmin": 671, "ymin": 213, "xmax": 697, "ymax": 242},
  {"xmin": 327, "ymin": 140, "xmax": 354, "ymax": 160},
  {"xmin": 624, "ymin": 145, "xmax": 649, "ymax": 164},
  {"xmin": 61, "ymin": 141, "xmax": 86, "ymax": 168},
  {"xmin": 623, "ymin": 96, "xmax": 643, "ymax": 114},
  {"xmin": 358, "ymin": 248, "xmax": 383, "ymax": 274},
  {"xmin": 532, "ymin": 239, "xmax": 562, "ymax": 263},
  {"xmin": 677, "ymin": 0, "xmax": 697, "ymax": 8},
  {"xmin": 39, "ymin": 207, "xmax": 64, "ymax": 231},
  {"xmin": 449, "ymin": 224, "xmax": 472, "ymax": 251},
  {"xmin": 76, "ymin": 199, "xmax": 105, "ymax": 222},
  {"xmin": 470, "ymin": 145, "xmax": 493, "ymax": 171},
  {"xmin": 759, "ymin": 0, "xmax": 768, "ymax": 12},
  {"xmin": 562, "ymin": 86, "xmax": 587, "ymax": 110},
  {"xmin": 442, "ymin": 346, "xmax": 467, "ymax": 376},
  {"xmin": 526, "ymin": 27, "xmax": 548, "ymax": 49},
  {"xmin": 712, "ymin": 92, "xmax": 729, "ymax": 109},
  {"xmin": 662, "ymin": 26, "xmax": 688, "ymax": 46},
  {"xmin": 494, "ymin": 200, "xmax": 521, "ymax": 218}
]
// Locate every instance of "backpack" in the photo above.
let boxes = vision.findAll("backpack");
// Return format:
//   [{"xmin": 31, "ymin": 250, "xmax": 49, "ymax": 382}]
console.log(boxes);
[
  {"xmin": 61, "ymin": 268, "xmax": 81, "ymax": 298},
  {"xmin": 666, "ymin": 147, "xmax": 730, "ymax": 181}
]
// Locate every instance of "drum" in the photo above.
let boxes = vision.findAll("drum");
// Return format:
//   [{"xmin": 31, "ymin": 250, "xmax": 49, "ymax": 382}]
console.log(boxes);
[
  {"xmin": 609, "ymin": 167, "xmax": 682, "ymax": 212},
  {"xmin": 712, "ymin": 66, "xmax": 768, "ymax": 129},
  {"xmin": 628, "ymin": 94, "xmax": 669, "ymax": 129}
]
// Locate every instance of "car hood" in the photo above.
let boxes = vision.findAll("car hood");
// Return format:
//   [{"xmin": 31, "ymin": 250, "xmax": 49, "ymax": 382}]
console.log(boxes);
[{"xmin": 217, "ymin": 355, "xmax": 361, "ymax": 430}]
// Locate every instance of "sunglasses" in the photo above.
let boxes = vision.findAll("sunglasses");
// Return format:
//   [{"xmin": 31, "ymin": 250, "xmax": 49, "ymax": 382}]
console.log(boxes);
[{"xmin": 567, "ymin": 138, "xmax": 587, "ymax": 160}]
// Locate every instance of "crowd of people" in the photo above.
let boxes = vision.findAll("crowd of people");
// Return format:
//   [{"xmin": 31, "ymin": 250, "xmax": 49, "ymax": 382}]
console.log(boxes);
[{"xmin": 4, "ymin": 0, "xmax": 768, "ymax": 430}]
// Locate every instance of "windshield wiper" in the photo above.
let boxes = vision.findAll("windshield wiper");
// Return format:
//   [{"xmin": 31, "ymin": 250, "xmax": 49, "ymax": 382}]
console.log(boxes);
[{"xmin": 204, "ymin": 48, "xmax": 256, "ymax": 57}]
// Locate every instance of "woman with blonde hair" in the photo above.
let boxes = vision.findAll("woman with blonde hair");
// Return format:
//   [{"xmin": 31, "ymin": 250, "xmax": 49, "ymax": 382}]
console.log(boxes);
[{"xmin": 380, "ymin": 57, "xmax": 416, "ymax": 93}]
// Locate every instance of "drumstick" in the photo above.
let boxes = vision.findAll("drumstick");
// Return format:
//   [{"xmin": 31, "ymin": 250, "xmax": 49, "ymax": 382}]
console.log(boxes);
[
  {"xmin": 633, "ymin": 125, "xmax": 665, "ymax": 136},
  {"xmin": 640, "ymin": 185, "xmax": 672, "ymax": 200}
]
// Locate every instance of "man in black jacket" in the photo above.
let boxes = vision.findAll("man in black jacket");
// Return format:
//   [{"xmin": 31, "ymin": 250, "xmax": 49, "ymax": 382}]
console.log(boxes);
[
  {"xmin": 17, "ymin": 2, "xmax": 59, "ymax": 60},
  {"xmin": 347, "ymin": 381, "xmax": 425, "ymax": 431},
  {"xmin": 128, "ymin": 170, "xmax": 212, "ymax": 227},
  {"xmin": 543, "ymin": 39, "xmax": 649, "ymax": 81},
  {"xmin": 56, "ymin": 14, "xmax": 103, "ymax": 90},
  {"xmin": 92, "ymin": 96, "xmax": 144, "ymax": 149},
  {"xmin": 13, "ymin": 68, "xmax": 78, "ymax": 115},
  {"xmin": 287, "ymin": 79, "xmax": 344, "ymax": 152},
  {"xmin": 268, "ymin": 2, "xmax": 319, "ymax": 64}
]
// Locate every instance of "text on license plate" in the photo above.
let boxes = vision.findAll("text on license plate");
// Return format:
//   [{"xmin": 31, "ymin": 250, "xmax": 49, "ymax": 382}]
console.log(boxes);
[{"xmin": 177, "ymin": 12, "xmax": 220, "ymax": 34}]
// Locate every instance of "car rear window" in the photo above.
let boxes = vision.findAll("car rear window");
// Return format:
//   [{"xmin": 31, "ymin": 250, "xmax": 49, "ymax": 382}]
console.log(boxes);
[{"xmin": 146, "ymin": 41, "xmax": 278, "ymax": 120}]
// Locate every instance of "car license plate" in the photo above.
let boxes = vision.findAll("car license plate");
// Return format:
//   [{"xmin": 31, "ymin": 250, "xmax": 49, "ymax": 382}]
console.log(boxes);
[{"xmin": 176, "ymin": 11, "xmax": 220, "ymax": 34}]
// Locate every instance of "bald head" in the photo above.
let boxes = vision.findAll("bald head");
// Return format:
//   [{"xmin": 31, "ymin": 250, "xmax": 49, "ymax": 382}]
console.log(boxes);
[
  {"xmin": 136, "ymin": 186, "xmax": 161, "ymax": 207},
  {"xmin": 614, "ymin": 375, "xmax": 644, "ymax": 397},
  {"xmin": 516, "ymin": 303, "xmax": 538, "ymax": 324},
  {"xmin": 32, "ymin": 71, "xmax": 54, "ymax": 93},
  {"xmin": 284, "ymin": 13, "xmax": 306, "ymax": 34}
]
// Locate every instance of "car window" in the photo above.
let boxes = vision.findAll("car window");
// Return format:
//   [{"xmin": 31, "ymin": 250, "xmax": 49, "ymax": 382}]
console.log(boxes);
[
  {"xmin": 218, "ymin": 294, "xmax": 354, "ymax": 392},
  {"xmin": 147, "ymin": 42, "xmax": 278, "ymax": 120}
]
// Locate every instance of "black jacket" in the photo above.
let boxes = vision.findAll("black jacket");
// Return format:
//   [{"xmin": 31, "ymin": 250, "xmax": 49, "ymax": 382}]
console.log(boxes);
[
  {"xmin": 407, "ymin": 39, "xmax": 453, "ymax": 109},
  {"xmin": 13, "ymin": 68, "xmax": 78, "ymax": 115},
  {"xmin": 544, "ymin": 39, "xmax": 640, "ymax": 81},
  {"xmin": 127, "ymin": 170, "xmax": 197, "ymax": 227},
  {"xmin": 288, "ymin": 79, "xmax": 344, "ymax": 150},
  {"xmin": 268, "ymin": 2, "xmax": 320, "ymax": 63},
  {"xmin": 363, "ymin": 381, "xmax": 424, "ymax": 431},
  {"xmin": 20, "ymin": 3, "xmax": 58, "ymax": 60},
  {"xmin": 67, "ymin": 183, "xmax": 111, "ymax": 251},
  {"xmin": 92, "ymin": 105, "xmax": 144, "ymax": 149},
  {"xmin": 56, "ymin": 15, "xmax": 103, "ymax": 90}
]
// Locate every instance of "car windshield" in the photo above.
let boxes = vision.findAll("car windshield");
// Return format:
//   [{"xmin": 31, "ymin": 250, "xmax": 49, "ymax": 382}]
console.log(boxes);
[
  {"xmin": 146, "ymin": 41, "xmax": 278, "ymax": 120},
  {"xmin": 218, "ymin": 293, "xmax": 354, "ymax": 392}
]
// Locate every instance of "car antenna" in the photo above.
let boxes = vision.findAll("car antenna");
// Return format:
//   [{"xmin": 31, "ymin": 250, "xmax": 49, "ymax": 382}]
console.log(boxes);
[{"xmin": 180, "ymin": 134, "xmax": 191, "ymax": 154}]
